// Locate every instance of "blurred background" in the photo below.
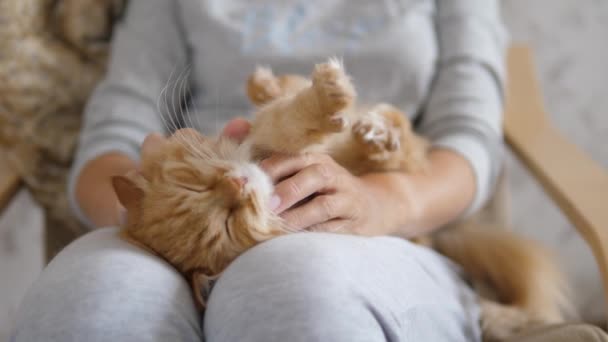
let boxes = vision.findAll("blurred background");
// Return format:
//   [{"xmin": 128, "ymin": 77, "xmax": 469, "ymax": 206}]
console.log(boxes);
[{"xmin": 1, "ymin": 1, "xmax": 607, "ymax": 340}]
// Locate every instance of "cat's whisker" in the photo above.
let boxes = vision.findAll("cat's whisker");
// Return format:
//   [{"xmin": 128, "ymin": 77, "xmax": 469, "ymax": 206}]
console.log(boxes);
[
  {"xmin": 169, "ymin": 66, "xmax": 185, "ymax": 131},
  {"xmin": 170, "ymin": 66, "xmax": 205, "ymax": 158},
  {"xmin": 214, "ymin": 88, "xmax": 220, "ymax": 139},
  {"xmin": 157, "ymin": 66, "xmax": 179, "ymax": 135},
  {"xmin": 161, "ymin": 69, "xmax": 195, "ymax": 155},
  {"xmin": 177, "ymin": 65, "xmax": 189, "ymax": 127},
  {"xmin": 181, "ymin": 68, "xmax": 213, "ymax": 161},
  {"xmin": 160, "ymin": 73, "xmax": 180, "ymax": 135},
  {"xmin": 180, "ymin": 65, "xmax": 198, "ymax": 133},
  {"xmin": 167, "ymin": 64, "xmax": 187, "ymax": 133},
  {"xmin": 185, "ymin": 69, "xmax": 208, "ymax": 152},
  {"xmin": 213, "ymin": 89, "xmax": 221, "ymax": 138},
  {"xmin": 167, "ymin": 65, "xmax": 188, "ymax": 134},
  {"xmin": 184, "ymin": 131, "xmax": 208, "ymax": 160},
  {"xmin": 175, "ymin": 65, "xmax": 202, "ymax": 155}
]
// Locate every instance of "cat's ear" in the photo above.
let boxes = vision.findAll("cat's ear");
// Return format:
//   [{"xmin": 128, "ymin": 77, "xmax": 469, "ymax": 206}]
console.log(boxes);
[{"xmin": 112, "ymin": 173, "xmax": 143, "ymax": 213}]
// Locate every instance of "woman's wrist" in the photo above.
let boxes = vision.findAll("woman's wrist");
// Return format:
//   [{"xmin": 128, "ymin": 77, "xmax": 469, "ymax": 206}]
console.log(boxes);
[
  {"xmin": 359, "ymin": 172, "xmax": 420, "ymax": 237},
  {"xmin": 360, "ymin": 148, "xmax": 477, "ymax": 238}
]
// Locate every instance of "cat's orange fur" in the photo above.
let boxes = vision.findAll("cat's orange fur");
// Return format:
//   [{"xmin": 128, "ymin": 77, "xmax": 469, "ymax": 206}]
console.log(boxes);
[
  {"xmin": 247, "ymin": 60, "xmax": 429, "ymax": 174},
  {"xmin": 432, "ymin": 223, "xmax": 572, "ymax": 341},
  {"xmin": 113, "ymin": 132, "xmax": 284, "ymax": 296},
  {"xmin": 113, "ymin": 59, "xmax": 571, "ymax": 341}
]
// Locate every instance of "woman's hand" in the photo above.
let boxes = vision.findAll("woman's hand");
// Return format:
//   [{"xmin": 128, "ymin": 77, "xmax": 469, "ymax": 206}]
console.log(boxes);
[
  {"xmin": 219, "ymin": 117, "xmax": 476, "ymax": 238},
  {"xmin": 261, "ymin": 153, "xmax": 406, "ymax": 236},
  {"xmin": 75, "ymin": 152, "xmax": 138, "ymax": 228},
  {"xmin": 221, "ymin": 117, "xmax": 251, "ymax": 142},
  {"xmin": 223, "ymin": 117, "xmax": 416, "ymax": 236}
]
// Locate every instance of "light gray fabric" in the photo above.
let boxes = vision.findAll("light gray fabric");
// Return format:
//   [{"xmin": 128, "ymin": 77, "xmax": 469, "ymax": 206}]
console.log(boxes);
[
  {"xmin": 12, "ymin": 228, "xmax": 481, "ymax": 342},
  {"xmin": 68, "ymin": 0, "xmax": 508, "ymax": 228}
]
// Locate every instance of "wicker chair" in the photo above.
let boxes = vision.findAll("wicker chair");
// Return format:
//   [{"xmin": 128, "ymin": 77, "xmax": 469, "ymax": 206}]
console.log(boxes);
[{"xmin": 1, "ymin": 46, "xmax": 607, "ymax": 341}]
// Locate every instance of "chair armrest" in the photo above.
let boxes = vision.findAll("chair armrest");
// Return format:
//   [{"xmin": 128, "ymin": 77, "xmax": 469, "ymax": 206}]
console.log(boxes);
[
  {"xmin": 504, "ymin": 45, "xmax": 608, "ymax": 323},
  {"xmin": 0, "ymin": 149, "xmax": 22, "ymax": 213}
]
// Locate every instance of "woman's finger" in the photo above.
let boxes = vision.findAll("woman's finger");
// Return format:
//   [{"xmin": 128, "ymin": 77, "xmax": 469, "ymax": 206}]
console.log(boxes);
[
  {"xmin": 309, "ymin": 219, "xmax": 351, "ymax": 234},
  {"xmin": 261, "ymin": 153, "xmax": 332, "ymax": 183},
  {"xmin": 141, "ymin": 132, "xmax": 167, "ymax": 158},
  {"xmin": 140, "ymin": 133, "xmax": 168, "ymax": 178},
  {"xmin": 272, "ymin": 162, "xmax": 337, "ymax": 213},
  {"xmin": 280, "ymin": 194, "xmax": 348, "ymax": 231},
  {"xmin": 221, "ymin": 117, "xmax": 251, "ymax": 142}
]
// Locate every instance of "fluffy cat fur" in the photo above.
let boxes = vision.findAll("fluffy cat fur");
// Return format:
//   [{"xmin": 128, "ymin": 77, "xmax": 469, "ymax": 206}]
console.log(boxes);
[
  {"xmin": 113, "ymin": 59, "xmax": 571, "ymax": 341},
  {"xmin": 0, "ymin": 0, "xmax": 126, "ymax": 257}
]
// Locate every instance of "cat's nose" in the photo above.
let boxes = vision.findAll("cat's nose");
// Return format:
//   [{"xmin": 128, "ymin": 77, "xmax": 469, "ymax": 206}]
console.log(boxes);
[
  {"xmin": 229, "ymin": 176, "xmax": 249, "ymax": 190},
  {"xmin": 219, "ymin": 176, "xmax": 250, "ymax": 204}
]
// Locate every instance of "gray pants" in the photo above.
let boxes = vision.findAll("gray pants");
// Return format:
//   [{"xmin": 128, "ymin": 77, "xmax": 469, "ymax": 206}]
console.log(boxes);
[{"xmin": 12, "ymin": 228, "xmax": 481, "ymax": 341}]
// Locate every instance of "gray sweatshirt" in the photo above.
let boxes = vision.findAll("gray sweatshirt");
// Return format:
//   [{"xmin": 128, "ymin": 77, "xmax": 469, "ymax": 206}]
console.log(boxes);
[{"xmin": 69, "ymin": 0, "xmax": 508, "ymax": 228}]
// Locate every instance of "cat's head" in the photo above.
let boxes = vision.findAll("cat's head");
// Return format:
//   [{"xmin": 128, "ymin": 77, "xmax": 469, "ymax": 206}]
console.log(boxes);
[{"xmin": 112, "ymin": 130, "xmax": 282, "ymax": 276}]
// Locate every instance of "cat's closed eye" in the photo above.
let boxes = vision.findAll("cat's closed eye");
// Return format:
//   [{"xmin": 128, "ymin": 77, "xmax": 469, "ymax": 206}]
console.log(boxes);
[{"xmin": 163, "ymin": 162, "xmax": 209, "ymax": 193}]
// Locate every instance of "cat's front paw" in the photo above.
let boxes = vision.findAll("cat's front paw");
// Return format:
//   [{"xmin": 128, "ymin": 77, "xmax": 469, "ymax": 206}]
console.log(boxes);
[
  {"xmin": 353, "ymin": 109, "xmax": 401, "ymax": 159},
  {"xmin": 247, "ymin": 67, "xmax": 282, "ymax": 106},
  {"xmin": 312, "ymin": 58, "xmax": 356, "ymax": 131}
]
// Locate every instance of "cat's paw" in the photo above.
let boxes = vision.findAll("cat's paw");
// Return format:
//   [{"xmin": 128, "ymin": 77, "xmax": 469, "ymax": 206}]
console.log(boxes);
[
  {"xmin": 353, "ymin": 109, "xmax": 401, "ymax": 158},
  {"xmin": 480, "ymin": 300, "xmax": 535, "ymax": 342},
  {"xmin": 247, "ymin": 66, "xmax": 282, "ymax": 105},
  {"xmin": 327, "ymin": 112, "xmax": 350, "ymax": 131},
  {"xmin": 312, "ymin": 58, "xmax": 356, "ymax": 120}
]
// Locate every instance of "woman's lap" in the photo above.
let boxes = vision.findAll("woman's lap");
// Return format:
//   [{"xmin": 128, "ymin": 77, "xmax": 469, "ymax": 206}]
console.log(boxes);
[
  {"xmin": 206, "ymin": 232, "xmax": 481, "ymax": 342},
  {"xmin": 12, "ymin": 227, "xmax": 202, "ymax": 342},
  {"xmin": 12, "ymin": 228, "xmax": 480, "ymax": 342}
]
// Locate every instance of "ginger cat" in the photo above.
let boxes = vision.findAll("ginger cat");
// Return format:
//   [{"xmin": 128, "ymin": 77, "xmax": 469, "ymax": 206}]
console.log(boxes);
[{"xmin": 113, "ymin": 59, "xmax": 571, "ymax": 341}]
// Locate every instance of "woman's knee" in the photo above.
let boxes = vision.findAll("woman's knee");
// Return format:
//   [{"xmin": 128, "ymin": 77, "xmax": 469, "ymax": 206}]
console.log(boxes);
[
  {"xmin": 12, "ymin": 227, "xmax": 202, "ymax": 342},
  {"xmin": 214, "ymin": 233, "xmax": 361, "ymax": 297},
  {"xmin": 204, "ymin": 233, "xmax": 386, "ymax": 341},
  {"xmin": 205, "ymin": 233, "xmax": 480, "ymax": 341}
]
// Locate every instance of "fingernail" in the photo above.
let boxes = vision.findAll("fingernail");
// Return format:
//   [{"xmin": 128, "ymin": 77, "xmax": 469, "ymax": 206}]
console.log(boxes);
[{"xmin": 269, "ymin": 195, "xmax": 281, "ymax": 212}]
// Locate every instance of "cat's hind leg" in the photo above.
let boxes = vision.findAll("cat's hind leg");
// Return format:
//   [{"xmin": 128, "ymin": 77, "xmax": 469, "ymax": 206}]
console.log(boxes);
[
  {"xmin": 352, "ymin": 103, "xmax": 428, "ymax": 172},
  {"xmin": 352, "ymin": 104, "xmax": 407, "ymax": 160}
]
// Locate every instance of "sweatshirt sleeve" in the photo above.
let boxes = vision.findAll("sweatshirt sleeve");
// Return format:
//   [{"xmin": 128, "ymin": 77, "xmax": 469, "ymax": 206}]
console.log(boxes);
[
  {"xmin": 68, "ymin": 0, "xmax": 189, "ymax": 228},
  {"xmin": 418, "ymin": 0, "xmax": 508, "ymax": 215}
]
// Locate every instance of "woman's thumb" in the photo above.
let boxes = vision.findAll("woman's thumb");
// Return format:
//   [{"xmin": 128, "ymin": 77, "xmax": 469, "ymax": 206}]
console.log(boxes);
[{"xmin": 221, "ymin": 118, "xmax": 251, "ymax": 143}]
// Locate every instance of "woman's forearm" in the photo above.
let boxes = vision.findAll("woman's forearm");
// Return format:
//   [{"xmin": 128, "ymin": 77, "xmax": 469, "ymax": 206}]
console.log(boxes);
[
  {"xmin": 361, "ymin": 148, "xmax": 476, "ymax": 238},
  {"xmin": 75, "ymin": 143, "xmax": 475, "ymax": 233},
  {"xmin": 75, "ymin": 152, "xmax": 137, "ymax": 228}
]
